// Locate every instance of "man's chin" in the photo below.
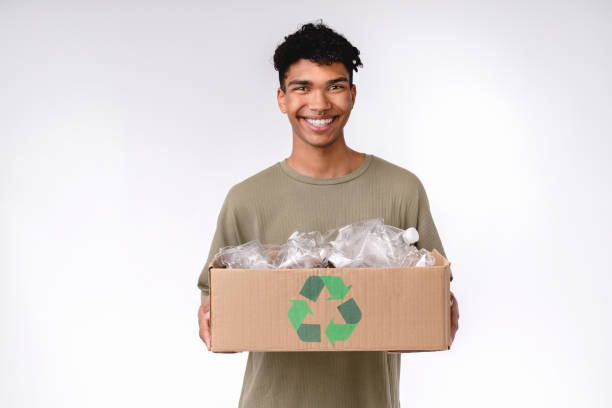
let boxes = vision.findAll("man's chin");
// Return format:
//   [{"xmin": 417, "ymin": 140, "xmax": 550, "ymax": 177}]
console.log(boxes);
[
  {"xmin": 299, "ymin": 133, "xmax": 339, "ymax": 149},
  {"xmin": 306, "ymin": 139, "xmax": 338, "ymax": 149}
]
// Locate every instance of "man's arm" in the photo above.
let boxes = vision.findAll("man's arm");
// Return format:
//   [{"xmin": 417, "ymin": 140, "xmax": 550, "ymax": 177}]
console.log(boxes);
[
  {"xmin": 196, "ymin": 187, "xmax": 242, "ymax": 351},
  {"xmin": 414, "ymin": 176, "xmax": 453, "ymax": 282},
  {"xmin": 413, "ymin": 176, "xmax": 459, "ymax": 344},
  {"xmin": 197, "ymin": 187, "xmax": 241, "ymax": 300}
]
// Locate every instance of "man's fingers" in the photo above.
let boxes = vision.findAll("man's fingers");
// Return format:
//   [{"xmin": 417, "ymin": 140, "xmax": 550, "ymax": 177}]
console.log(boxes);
[
  {"xmin": 198, "ymin": 305, "xmax": 212, "ymax": 351},
  {"xmin": 453, "ymin": 296, "xmax": 459, "ymax": 320},
  {"xmin": 449, "ymin": 292, "xmax": 459, "ymax": 347},
  {"xmin": 198, "ymin": 305, "xmax": 205, "ymax": 322},
  {"xmin": 450, "ymin": 292, "xmax": 459, "ymax": 318},
  {"xmin": 203, "ymin": 311, "xmax": 211, "ymax": 351}
]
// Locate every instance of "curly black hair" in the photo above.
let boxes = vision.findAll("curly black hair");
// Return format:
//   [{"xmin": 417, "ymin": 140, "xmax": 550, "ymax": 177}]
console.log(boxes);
[{"xmin": 273, "ymin": 20, "xmax": 363, "ymax": 93}]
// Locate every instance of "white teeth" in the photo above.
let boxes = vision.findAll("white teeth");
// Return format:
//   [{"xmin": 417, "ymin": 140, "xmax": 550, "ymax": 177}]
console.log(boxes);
[{"xmin": 305, "ymin": 118, "xmax": 333, "ymax": 127}]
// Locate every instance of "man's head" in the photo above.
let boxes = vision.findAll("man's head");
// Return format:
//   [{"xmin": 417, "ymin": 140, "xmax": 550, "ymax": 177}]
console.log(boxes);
[
  {"xmin": 274, "ymin": 21, "xmax": 363, "ymax": 149},
  {"xmin": 273, "ymin": 21, "xmax": 363, "ymax": 93}
]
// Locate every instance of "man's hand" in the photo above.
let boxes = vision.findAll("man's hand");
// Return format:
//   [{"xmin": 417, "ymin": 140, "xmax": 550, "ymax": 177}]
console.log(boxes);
[
  {"xmin": 198, "ymin": 296, "xmax": 237, "ymax": 353},
  {"xmin": 198, "ymin": 296, "xmax": 212, "ymax": 351},
  {"xmin": 450, "ymin": 291, "xmax": 460, "ymax": 346}
]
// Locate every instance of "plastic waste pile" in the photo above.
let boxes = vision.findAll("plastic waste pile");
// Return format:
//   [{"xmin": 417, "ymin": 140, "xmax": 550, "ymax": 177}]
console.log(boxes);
[{"xmin": 212, "ymin": 218, "xmax": 435, "ymax": 269}]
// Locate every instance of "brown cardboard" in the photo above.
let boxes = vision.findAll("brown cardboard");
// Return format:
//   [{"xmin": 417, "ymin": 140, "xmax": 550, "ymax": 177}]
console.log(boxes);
[{"xmin": 208, "ymin": 249, "xmax": 451, "ymax": 353}]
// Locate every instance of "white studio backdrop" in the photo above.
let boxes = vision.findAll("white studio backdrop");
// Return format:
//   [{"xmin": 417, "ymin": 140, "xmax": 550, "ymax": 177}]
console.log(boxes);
[{"xmin": 1, "ymin": 1, "xmax": 611, "ymax": 407}]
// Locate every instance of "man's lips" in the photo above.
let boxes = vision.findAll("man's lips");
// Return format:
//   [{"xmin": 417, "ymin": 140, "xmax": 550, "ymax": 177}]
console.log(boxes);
[
  {"xmin": 300, "ymin": 115, "xmax": 338, "ymax": 120},
  {"xmin": 299, "ymin": 115, "xmax": 338, "ymax": 132}
]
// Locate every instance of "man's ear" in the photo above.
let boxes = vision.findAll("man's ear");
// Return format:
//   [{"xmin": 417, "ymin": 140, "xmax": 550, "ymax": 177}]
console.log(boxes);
[
  {"xmin": 277, "ymin": 87, "xmax": 287, "ymax": 113},
  {"xmin": 351, "ymin": 83, "xmax": 357, "ymax": 105}
]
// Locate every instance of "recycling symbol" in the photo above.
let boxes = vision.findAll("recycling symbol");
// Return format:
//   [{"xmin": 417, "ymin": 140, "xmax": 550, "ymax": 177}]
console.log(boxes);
[{"xmin": 288, "ymin": 275, "xmax": 362, "ymax": 347}]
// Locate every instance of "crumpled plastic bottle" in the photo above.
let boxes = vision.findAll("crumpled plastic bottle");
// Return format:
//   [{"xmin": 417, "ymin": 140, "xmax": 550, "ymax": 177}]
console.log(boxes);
[
  {"xmin": 324, "ymin": 218, "xmax": 435, "ymax": 268},
  {"xmin": 213, "ymin": 241, "xmax": 280, "ymax": 269},
  {"xmin": 212, "ymin": 218, "xmax": 435, "ymax": 269},
  {"xmin": 273, "ymin": 230, "xmax": 329, "ymax": 269}
]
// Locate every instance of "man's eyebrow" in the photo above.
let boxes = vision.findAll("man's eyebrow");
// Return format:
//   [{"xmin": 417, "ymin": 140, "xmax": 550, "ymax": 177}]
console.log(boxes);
[{"xmin": 287, "ymin": 77, "xmax": 349, "ymax": 87}]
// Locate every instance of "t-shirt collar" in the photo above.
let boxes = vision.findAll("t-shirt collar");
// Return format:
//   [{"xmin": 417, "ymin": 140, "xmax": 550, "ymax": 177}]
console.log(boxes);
[{"xmin": 279, "ymin": 154, "xmax": 373, "ymax": 185}]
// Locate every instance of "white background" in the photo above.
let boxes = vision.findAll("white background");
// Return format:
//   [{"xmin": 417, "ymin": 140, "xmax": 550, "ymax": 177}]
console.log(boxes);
[{"xmin": 2, "ymin": 1, "xmax": 611, "ymax": 407}]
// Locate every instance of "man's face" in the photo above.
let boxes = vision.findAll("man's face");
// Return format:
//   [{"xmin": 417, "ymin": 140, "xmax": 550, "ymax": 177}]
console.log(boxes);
[{"xmin": 277, "ymin": 59, "xmax": 357, "ymax": 149}]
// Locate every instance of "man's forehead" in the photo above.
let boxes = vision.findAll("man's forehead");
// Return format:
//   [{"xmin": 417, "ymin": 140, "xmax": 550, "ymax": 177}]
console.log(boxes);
[{"xmin": 285, "ymin": 59, "xmax": 349, "ymax": 82}]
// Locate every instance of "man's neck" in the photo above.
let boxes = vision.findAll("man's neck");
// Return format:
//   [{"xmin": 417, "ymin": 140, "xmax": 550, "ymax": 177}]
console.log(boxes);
[{"xmin": 285, "ymin": 144, "xmax": 366, "ymax": 179}]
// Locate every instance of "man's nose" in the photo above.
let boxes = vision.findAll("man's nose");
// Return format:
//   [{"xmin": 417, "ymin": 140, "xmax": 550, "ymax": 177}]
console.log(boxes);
[{"xmin": 308, "ymin": 89, "xmax": 331, "ymax": 112}]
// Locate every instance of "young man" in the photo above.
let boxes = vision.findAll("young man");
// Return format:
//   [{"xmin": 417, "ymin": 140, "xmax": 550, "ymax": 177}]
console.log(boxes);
[{"xmin": 197, "ymin": 21, "xmax": 459, "ymax": 408}]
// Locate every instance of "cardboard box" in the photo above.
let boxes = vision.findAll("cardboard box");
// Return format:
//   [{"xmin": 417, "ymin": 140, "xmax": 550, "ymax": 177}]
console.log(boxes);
[{"xmin": 208, "ymin": 249, "xmax": 451, "ymax": 353}]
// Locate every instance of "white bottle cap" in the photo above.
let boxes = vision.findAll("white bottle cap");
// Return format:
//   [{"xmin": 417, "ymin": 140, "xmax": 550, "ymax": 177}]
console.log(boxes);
[{"xmin": 402, "ymin": 227, "xmax": 419, "ymax": 245}]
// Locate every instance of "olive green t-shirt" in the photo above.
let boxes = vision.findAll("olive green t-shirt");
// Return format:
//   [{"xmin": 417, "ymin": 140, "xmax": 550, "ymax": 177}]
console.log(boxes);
[{"xmin": 197, "ymin": 153, "xmax": 450, "ymax": 408}]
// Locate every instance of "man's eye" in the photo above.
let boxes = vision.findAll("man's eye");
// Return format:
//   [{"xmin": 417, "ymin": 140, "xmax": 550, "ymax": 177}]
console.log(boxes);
[{"xmin": 293, "ymin": 85, "xmax": 343, "ymax": 92}]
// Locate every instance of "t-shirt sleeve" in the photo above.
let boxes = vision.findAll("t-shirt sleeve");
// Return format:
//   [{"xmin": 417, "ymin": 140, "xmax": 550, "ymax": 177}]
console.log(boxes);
[
  {"xmin": 414, "ymin": 177, "xmax": 454, "ymax": 282},
  {"xmin": 197, "ymin": 188, "xmax": 241, "ymax": 302}
]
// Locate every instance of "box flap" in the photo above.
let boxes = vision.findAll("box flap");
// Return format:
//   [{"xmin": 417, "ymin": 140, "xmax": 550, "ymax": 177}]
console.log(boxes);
[
  {"xmin": 208, "ymin": 258, "xmax": 223, "ymax": 272},
  {"xmin": 431, "ymin": 249, "xmax": 453, "ymax": 281}
]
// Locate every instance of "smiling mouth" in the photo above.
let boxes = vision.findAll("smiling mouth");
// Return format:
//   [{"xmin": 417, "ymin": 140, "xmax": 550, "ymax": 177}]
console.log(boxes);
[{"xmin": 300, "ymin": 116, "xmax": 338, "ymax": 132}]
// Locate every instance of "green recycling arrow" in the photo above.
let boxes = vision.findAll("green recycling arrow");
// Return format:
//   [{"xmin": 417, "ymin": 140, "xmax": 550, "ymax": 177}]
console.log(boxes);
[
  {"xmin": 288, "ymin": 299, "xmax": 313, "ymax": 331},
  {"xmin": 325, "ymin": 317, "xmax": 357, "ymax": 346},
  {"xmin": 299, "ymin": 275, "xmax": 352, "ymax": 301},
  {"xmin": 320, "ymin": 276, "xmax": 352, "ymax": 300},
  {"xmin": 288, "ymin": 275, "xmax": 362, "ymax": 347},
  {"xmin": 337, "ymin": 298, "xmax": 362, "ymax": 324}
]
